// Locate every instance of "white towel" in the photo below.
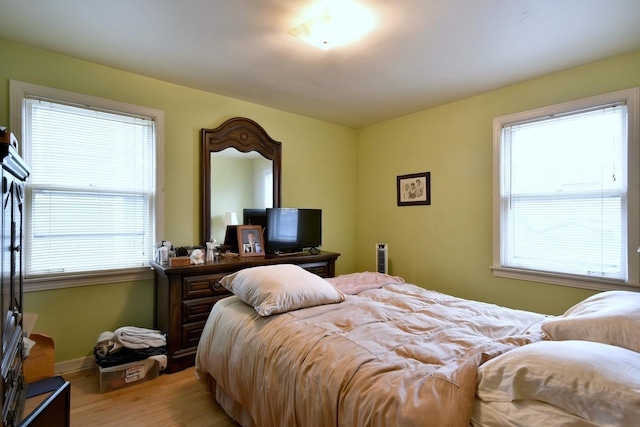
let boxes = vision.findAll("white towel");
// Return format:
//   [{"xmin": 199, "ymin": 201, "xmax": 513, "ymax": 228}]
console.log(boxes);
[
  {"xmin": 114, "ymin": 326, "xmax": 166, "ymax": 350},
  {"xmin": 95, "ymin": 331, "xmax": 122, "ymax": 356},
  {"xmin": 96, "ymin": 331, "xmax": 114, "ymax": 349}
]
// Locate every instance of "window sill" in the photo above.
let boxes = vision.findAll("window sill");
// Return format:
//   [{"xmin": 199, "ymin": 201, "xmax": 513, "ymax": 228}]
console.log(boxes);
[
  {"xmin": 24, "ymin": 267, "xmax": 154, "ymax": 292},
  {"xmin": 491, "ymin": 266, "xmax": 640, "ymax": 292}
]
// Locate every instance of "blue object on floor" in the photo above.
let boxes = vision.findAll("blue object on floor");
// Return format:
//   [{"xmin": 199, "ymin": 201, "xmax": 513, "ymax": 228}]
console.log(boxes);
[{"xmin": 26, "ymin": 375, "xmax": 66, "ymax": 398}]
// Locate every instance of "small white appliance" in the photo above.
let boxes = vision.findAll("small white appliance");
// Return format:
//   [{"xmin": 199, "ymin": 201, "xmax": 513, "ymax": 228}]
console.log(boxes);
[{"xmin": 376, "ymin": 243, "xmax": 388, "ymax": 274}]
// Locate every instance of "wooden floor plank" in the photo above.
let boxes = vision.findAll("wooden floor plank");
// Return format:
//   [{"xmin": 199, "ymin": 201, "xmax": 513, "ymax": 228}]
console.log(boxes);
[{"xmin": 64, "ymin": 366, "xmax": 238, "ymax": 427}]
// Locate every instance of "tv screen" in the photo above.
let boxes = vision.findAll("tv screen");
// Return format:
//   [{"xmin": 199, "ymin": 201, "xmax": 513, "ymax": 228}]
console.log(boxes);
[
  {"xmin": 298, "ymin": 209, "xmax": 322, "ymax": 249},
  {"xmin": 266, "ymin": 208, "xmax": 321, "ymax": 253}
]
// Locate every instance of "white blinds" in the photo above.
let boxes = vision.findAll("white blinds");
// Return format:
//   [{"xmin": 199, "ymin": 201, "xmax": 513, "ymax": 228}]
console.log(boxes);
[
  {"xmin": 500, "ymin": 104, "xmax": 628, "ymax": 280},
  {"xmin": 25, "ymin": 98, "xmax": 155, "ymax": 277}
]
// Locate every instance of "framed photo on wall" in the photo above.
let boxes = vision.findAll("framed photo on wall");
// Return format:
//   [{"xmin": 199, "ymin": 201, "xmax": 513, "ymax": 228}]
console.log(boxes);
[
  {"xmin": 397, "ymin": 172, "xmax": 430, "ymax": 206},
  {"xmin": 237, "ymin": 225, "xmax": 265, "ymax": 257}
]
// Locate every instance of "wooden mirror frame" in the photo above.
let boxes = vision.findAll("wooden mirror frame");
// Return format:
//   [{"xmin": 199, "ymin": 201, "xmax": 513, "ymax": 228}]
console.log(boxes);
[{"xmin": 201, "ymin": 117, "xmax": 282, "ymax": 245}]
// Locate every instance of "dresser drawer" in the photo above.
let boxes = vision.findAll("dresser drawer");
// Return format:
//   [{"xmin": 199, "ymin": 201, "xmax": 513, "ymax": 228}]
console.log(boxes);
[
  {"xmin": 297, "ymin": 262, "xmax": 330, "ymax": 278},
  {"xmin": 182, "ymin": 274, "xmax": 227, "ymax": 300},
  {"xmin": 2, "ymin": 326, "xmax": 23, "ymax": 426},
  {"xmin": 182, "ymin": 295, "xmax": 230, "ymax": 324},
  {"xmin": 181, "ymin": 321, "xmax": 206, "ymax": 349}
]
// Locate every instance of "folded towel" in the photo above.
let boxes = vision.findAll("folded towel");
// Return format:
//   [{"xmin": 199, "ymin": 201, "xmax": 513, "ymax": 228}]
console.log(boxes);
[
  {"xmin": 96, "ymin": 331, "xmax": 114, "ymax": 344},
  {"xmin": 95, "ymin": 331, "xmax": 122, "ymax": 357},
  {"xmin": 114, "ymin": 326, "xmax": 166, "ymax": 350}
]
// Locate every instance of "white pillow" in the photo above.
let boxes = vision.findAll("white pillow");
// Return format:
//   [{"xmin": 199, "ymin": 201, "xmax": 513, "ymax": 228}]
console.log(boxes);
[
  {"xmin": 220, "ymin": 264, "xmax": 345, "ymax": 316},
  {"xmin": 541, "ymin": 290, "xmax": 640, "ymax": 352},
  {"xmin": 476, "ymin": 340, "xmax": 640, "ymax": 425}
]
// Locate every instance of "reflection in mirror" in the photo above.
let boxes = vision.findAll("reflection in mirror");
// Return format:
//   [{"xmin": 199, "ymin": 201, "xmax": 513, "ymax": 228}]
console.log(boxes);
[
  {"xmin": 202, "ymin": 117, "xmax": 282, "ymax": 245},
  {"xmin": 210, "ymin": 148, "xmax": 273, "ymax": 243}
]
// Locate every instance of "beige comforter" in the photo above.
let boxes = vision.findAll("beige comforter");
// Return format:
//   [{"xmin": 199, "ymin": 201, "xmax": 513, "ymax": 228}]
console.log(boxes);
[{"xmin": 196, "ymin": 283, "xmax": 546, "ymax": 427}]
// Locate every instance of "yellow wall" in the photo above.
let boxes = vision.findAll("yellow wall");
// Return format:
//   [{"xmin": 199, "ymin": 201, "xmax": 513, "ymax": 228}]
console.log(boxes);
[
  {"xmin": 0, "ymin": 40, "xmax": 357, "ymax": 363},
  {"xmin": 355, "ymin": 49, "xmax": 640, "ymax": 314},
  {"xmin": 2, "ymin": 38, "xmax": 639, "ymax": 364}
]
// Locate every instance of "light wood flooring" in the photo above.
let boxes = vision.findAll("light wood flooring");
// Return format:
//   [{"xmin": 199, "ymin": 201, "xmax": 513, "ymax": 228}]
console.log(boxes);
[{"xmin": 64, "ymin": 366, "xmax": 238, "ymax": 426}]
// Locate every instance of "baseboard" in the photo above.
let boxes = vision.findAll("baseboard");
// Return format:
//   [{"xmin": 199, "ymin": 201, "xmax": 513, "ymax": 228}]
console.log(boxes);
[{"xmin": 55, "ymin": 356, "xmax": 96, "ymax": 375}]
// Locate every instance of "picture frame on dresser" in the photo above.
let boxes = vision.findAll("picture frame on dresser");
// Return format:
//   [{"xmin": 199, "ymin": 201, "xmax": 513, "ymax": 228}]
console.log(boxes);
[{"xmin": 237, "ymin": 225, "xmax": 264, "ymax": 257}]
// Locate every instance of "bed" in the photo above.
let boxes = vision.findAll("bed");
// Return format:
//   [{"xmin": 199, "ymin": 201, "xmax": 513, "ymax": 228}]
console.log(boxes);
[{"xmin": 194, "ymin": 265, "xmax": 640, "ymax": 427}]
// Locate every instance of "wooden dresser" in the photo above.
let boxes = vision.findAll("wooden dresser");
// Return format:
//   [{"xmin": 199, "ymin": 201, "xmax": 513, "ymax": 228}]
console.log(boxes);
[
  {"xmin": 151, "ymin": 251, "xmax": 340, "ymax": 373},
  {"xmin": 0, "ymin": 137, "xmax": 30, "ymax": 426}
]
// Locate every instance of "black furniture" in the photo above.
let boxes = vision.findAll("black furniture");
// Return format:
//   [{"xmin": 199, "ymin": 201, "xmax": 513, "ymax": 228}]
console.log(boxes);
[
  {"xmin": 19, "ymin": 377, "xmax": 71, "ymax": 427},
  {"xmin": 0, "ymin": 135, "xmax": 30, "ymax": 426}
]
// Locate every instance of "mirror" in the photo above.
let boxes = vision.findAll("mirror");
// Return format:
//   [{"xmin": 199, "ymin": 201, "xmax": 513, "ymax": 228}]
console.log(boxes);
[{"xmin": 202, "ymin": 117, "xmax": 282, "ymax": 245}]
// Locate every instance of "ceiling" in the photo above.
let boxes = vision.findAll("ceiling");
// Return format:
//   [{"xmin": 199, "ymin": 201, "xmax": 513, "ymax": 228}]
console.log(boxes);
[{"xmin": 1, "ymin": 0, "xmax": 640, "ymax": 128}]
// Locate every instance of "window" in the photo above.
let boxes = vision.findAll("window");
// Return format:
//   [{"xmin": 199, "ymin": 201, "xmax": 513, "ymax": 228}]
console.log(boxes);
[
  {"xmin": 492, "ymin": 88, "xmax": 639, "ymax": 291},
  {"xmin": 263, "ymin": 169, "xmax": 273, "ymax": 207},
  {"xmin": 10, "ymin": 81, "xmax": 164, "ymax": 290}
]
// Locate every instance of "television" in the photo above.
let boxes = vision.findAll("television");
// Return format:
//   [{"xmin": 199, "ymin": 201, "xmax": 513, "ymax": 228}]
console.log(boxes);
[
  {"xmin": 265, "ymin": 208, "xmax": 322, "ymax": 254},
  {"xmin": 242, "ymin": 208, "xmax": 267, "ymax": 229}
]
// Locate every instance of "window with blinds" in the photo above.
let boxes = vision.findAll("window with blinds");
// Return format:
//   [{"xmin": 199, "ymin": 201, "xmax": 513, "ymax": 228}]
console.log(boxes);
[
  {"xmin": 11, "ymin": 82, "xmax": 164, "ymax": 287},
  {"xmin": 492, "ymin": 88, "xmax": 640, "ymax": 290}
]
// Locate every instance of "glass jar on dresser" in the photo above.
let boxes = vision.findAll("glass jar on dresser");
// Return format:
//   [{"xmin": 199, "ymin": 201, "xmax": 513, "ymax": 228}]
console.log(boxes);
[{"xmin": 151, "ymin": 251, "xmax": 340, "ymax": 373}]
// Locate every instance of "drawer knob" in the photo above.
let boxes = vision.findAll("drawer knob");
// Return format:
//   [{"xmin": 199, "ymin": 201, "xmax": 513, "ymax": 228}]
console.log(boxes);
[{"xmin": 213, "ymin": 280, "xmax": 223, "ymax": 290}]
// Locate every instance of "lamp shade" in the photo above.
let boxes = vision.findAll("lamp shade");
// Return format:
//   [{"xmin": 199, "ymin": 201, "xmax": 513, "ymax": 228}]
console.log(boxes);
[{"xmin": 224, "ymin": 212, "xmax": 239, "ymax": 226}]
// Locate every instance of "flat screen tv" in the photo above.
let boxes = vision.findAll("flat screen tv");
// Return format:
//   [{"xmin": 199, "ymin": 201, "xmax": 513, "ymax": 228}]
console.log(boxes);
[{"xmin": 265, "ymin": 208, "xmax": 321, "ymax": 254}]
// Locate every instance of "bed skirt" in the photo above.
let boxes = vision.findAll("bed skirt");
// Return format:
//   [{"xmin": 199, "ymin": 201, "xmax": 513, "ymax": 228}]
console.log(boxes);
[{"xmin": 205, "ymin": 373, "xmax": 256, "ymax": 427}]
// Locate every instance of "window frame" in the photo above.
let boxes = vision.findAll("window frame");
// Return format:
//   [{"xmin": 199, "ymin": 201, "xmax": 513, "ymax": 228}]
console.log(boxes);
[
  {"xmin": 10, "ymin": 81, "xmax": 164, "ymax": 291},
  {"xmin": 492, "ymin": 88, "xmax": 640, "ymax": 292}
]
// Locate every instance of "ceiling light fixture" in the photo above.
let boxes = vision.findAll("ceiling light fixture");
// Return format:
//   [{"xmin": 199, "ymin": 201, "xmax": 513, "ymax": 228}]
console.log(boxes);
[{"xmin": 287, "ymin": 1, "xmax": 375, "ymax": 50}]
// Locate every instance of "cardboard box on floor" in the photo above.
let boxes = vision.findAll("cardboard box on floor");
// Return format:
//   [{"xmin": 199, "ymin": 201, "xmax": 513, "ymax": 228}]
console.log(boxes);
[{"xmin": 23, "ymin": 334, "xmax": 55, "ymax": 383}]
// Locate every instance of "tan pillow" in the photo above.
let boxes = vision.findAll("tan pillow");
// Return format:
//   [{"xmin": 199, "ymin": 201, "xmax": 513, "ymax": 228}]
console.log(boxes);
[
  {"xmin": 220, "ymin": 264, "xmax": 345, "ymax": 316},
  {"xmin": 541, "ymin": 290, "xmax": 640, "ymax": 352},
  {"xmin": 476, "ymin": 340, "xmax": 640, "ymax": 425}
]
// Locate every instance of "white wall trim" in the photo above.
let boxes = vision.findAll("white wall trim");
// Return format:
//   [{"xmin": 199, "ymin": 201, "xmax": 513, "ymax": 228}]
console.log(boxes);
[
  {"xmin": 25, "ymin": 268, "xmax": 154, "ymax": 292},
  {"xmin": 55, "ymin": 356, "xmax": 96, "ymax": 376}
]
